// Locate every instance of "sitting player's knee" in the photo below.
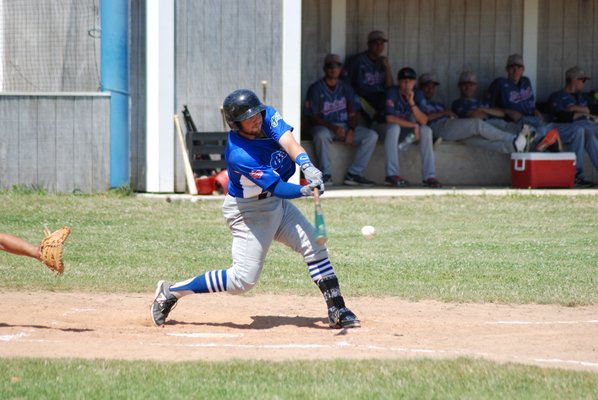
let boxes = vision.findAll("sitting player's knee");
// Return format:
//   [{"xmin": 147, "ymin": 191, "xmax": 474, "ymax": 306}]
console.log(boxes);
[{"xmin": 420, "ymin": 125, "xmax": 433, "ymax": 137}]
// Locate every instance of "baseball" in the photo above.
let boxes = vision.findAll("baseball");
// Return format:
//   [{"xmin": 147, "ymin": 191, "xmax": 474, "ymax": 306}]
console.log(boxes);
[{"xmin": 361, "ymin": 225, "xmax": 376, "ymax": 240}]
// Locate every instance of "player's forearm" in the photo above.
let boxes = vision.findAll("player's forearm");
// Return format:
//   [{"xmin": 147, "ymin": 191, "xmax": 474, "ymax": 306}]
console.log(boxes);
[
  {"xmin": 385, "ymin": 114, "xmax": 415, "ymax": 128},
  {"xmin": 566, "ymin": 105, "xmax": 590, "ymax": 114},
  {"xmin": 427, "ymin": 112, "xmax": 446, "ymax": 121},
  {"xmin": 269, "ymin": 180, "xmax": 303, "ymax": 199},
  {"xmin": 412, "ymin": 108, "xmax": 428, "ymax": 125},
  {"xmin": 479, "ymin": 108, "xmax": 505, "ymax": 118},
  {"xmin": 309, "ymin": 116, "xmax": 336, "ymax": 132},
  {"xmin": 278, "ymin": 130, "xmax": 306, "ymax": 162},
  {"xmin": 347, "ymin": 113, "xmax": 358, "ymax": 129}
]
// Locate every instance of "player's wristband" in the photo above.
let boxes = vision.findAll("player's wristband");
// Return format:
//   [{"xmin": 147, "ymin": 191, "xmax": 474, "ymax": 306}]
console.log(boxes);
[{"xmin": 296, "ymin": 152, "xmax": 312, "ymax": 167}]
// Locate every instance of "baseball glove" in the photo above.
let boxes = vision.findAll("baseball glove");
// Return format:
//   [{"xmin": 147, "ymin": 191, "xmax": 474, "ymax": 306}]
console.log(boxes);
[{"xmin": 39, "ymin": 226, "xmax": 71, "ymax": 274}]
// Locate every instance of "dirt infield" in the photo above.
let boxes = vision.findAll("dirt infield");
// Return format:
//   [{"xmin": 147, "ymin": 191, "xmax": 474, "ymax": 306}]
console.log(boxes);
[{"xmin": 0, "ymin": 291, "xmax": 596, "ymax": 372}]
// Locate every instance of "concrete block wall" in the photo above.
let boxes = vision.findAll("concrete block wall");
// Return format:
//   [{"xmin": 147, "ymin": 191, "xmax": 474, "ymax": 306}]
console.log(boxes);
[{"xmin": 301, "ymin": 141, "xmax": 598, "ymax": 187}]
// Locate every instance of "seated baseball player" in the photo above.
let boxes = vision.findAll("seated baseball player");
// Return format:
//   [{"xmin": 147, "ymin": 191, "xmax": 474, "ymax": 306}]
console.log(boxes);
[
  {"xmin": 304, "ymin": 53, "xmax": 378, "ymax": 186},
  {"xmin": 151, "ymin": 89, "xmax": 360, "ymax": 329},
  {"xmin": 548, "ymin": 66, "xmax": 598, "ymax": 187},
  {"xmin": 419, "ymin": 71, "xmax": 531, "ymax": 154},
  {"xmin": 381, "ymin": 67, "xmax": 442, "ymax": 188},
  {"xmin": 342, "ymin": 30, "xmax": 393, "ymax": 124},
  {"xmin": 487, "ymin": 54, "xmax": 590, "ymax": 186},
  {"xmin": 453, "ymin": 70, "xmax": 565, "ymax": 152}
]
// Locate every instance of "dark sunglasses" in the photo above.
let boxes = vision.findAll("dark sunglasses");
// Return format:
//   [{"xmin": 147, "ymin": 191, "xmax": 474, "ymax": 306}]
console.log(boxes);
[
  {"xmin": 325, "ymin": 63, "xmax": 342, "ymax": 69},
  {"xmin": 578, "ymin": 78, "xmax": 588, "ymax": 83}
]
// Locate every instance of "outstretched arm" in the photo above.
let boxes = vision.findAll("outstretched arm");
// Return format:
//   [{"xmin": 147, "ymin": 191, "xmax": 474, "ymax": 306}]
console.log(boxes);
[
  {"xmin": 0, "ymin": 233, "xmax": 40, "ymax": 260},
  {"xmin": 278, "ymin": 130, "xmax": 324, "ymax": 191}
]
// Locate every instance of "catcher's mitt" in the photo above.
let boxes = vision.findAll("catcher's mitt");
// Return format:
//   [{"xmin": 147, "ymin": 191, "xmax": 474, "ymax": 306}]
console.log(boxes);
[{"xmin": 39, "ymin": 226, "xmax": 71, "ymax": 274}]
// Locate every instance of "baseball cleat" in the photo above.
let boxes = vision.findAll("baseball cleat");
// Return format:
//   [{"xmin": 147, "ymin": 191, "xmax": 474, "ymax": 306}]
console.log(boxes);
[
  {"xmin": 343, "ymin": 173, "xmax": 375, "ymax": 187},
  {"xmin": 535, "ymin": 128, "xmax": 560, "ymax": 152},
  {"xmin": 385, "ymin": 175, "xmax": 408, "ymax": 187},
  {"xmin": 327, "ymin": 306, "xmax": 361, "ymax": 329},
  {"xmin": 150, "ymin": 280, "xmax": 177, "ymax": 326},
  {"xmin": 514, "ymin": 124, "xmax": 531, "ymax": 152},
  {"xmin": 339, "ymin": 307, "xmax": 361, "ymax": 328}
]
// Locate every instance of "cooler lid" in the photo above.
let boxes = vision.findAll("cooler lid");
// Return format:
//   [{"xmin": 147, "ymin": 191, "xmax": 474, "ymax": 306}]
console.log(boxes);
[{"xmin": 510, "ymin": 152, "xmax": 576, "ymax": 161}]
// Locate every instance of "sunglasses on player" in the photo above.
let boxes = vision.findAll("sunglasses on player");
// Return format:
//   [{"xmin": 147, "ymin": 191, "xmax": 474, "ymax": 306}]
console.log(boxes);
[{"xmin": 325, "ymin": 63, "xmax": 342, "ymax": 69}]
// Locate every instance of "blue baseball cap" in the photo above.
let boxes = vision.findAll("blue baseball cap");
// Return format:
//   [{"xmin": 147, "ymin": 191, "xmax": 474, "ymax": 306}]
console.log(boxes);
[{"xmin": 398, "ymin": 67, "xmax": 417, "ymax": 80}]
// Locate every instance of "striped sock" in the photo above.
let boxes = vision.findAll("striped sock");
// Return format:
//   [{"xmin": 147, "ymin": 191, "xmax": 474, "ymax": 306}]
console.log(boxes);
[
  {"xmin": 170, "ymin": 269, "xmax": 228, "ymax": 295},
  {"xmin": 307, "ymin": 258, "xmax": 335, "ymax": 284}
]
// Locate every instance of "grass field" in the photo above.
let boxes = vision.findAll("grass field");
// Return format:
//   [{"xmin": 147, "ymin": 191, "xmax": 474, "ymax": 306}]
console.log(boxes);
[{"xmin": 1, "ymin": 190, "xmax": 597, "ymax": 398}]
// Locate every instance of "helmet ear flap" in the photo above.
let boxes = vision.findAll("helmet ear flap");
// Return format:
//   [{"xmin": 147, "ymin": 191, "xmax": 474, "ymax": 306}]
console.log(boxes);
[{"xmin": 227, "ymin": 120, "xmax": 241, "ymax": 131}]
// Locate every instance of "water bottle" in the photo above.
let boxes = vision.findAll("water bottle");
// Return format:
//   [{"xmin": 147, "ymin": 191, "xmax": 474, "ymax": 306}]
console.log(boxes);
[{"xmin": 398, "ymin": 132, "xmax": 416, "ymax": 151}]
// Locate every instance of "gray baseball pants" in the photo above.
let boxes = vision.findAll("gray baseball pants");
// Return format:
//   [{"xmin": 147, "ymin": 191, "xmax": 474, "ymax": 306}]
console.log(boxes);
[
  {"xmin": 222, "ymin": 194, "xmax": 328, "ymax": 294},
  {"xmin": 310, "ymin": 125, "xmax": 378, "ymax": 176},
  {"xmin": 374, "ymin": 122, "xmax": 437, "ymax": 180},
  {"xmin": 430, "ymin": 118, "xmax": 517, "ymax": 154}
]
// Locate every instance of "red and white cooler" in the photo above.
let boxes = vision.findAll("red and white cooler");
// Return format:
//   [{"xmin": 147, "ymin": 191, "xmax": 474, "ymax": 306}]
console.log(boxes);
[{"xmin": 511, "ymin": 152, "xmax": 576, "ymax": 189}]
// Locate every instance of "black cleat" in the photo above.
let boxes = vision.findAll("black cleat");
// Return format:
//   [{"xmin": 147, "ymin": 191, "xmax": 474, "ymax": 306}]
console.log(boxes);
[
  {"xmin": 327, "ymin": 306, "xmax": 361, "ymax": 329},
  {"xmin": 150, "ymin": 280, "xmax": 177, "ymax": 326}
]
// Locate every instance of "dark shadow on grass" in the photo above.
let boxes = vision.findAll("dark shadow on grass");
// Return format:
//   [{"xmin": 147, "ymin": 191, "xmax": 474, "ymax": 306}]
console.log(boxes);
[
  {"xmin": 167, "ymin": 315, "xmax": 328, "ymax": 330},
  {"xmin": 0, "ymin": 322, "xmax": 93, "ymax": 333}
]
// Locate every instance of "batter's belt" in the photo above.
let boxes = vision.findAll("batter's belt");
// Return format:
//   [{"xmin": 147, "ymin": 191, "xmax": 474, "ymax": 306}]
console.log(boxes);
[{"xmin": 257, "ymin": 192, "xmax": 272, "ymax": 200}]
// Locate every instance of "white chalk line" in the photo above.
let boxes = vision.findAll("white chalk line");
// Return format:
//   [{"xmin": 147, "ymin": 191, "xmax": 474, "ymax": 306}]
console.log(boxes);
[
  {"xmin": 0, "ymin": 332, "xmax": 29, "ymax": 342},
  {"xmin": 167, "ymin": 332, "xmax": 242, "ymax": 338},
  {"xmin": 150, "ymin": 341, "xmax": 598, "ymax": 369},
  {"xmin": 62, "ymin": 308, "xmax": 96, "ymax": 316},
  {"xmin": 166, "ymin": 343, "xmax": 330, "ymax": 349},
  {"xmin": 487, "ymin": 320, "xmax": 598, "ymax": 325}
]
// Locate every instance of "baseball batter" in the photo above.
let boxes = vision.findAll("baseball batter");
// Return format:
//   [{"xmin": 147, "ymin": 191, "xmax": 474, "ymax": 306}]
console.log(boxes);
[{"xmin": 151, "ymin": 89, "xmax": 360, "ymax": 329}]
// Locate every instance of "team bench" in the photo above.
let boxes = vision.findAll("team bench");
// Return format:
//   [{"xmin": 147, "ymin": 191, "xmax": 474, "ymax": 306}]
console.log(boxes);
[{"xmin": 300, "ymin": 140, "xmax": 598, "ymax": 187}]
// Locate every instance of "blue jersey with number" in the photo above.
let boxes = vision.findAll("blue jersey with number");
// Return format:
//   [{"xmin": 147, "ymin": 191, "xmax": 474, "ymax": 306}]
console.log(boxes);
[
  {"xmin": 225, "ymin": 106, "xmax": 296, "ymax": 198},
  {"xmin": 384, "ymin": 87, "xmax": 426, "ymax": 121},
  {"xmin": 487, "ymin": 76, "xmax": 536, "ymax": 116},
  {"xmin": 303, "ymin": 78, "xmax": 358, "ymax": 124},
  {"xmin": 451, "ymin": 97, "xmax": 491, "ymax": 118}
]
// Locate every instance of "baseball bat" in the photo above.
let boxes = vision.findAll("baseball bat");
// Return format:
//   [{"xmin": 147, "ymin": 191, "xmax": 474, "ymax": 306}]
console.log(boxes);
[
  {"xmin": 174, "ymin": 114, "xmax": 198, "ymax": 195},
  {"xmin": 313, "ymin": 187, "xmax": 328, "ymax": 245},
  {"xmin": 261, "ymin": 80, "xmax": 268, "ymax": 103}
]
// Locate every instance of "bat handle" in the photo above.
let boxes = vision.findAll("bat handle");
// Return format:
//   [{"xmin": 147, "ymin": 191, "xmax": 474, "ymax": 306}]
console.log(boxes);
[{"xmin": 313, "ymin": 187, "xmax": 320, "ymax": 204}]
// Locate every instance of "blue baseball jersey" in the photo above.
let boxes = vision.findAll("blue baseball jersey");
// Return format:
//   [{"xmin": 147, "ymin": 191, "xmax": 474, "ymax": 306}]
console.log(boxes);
[
  {"xmin": 225, "ymin": 106, "xmax": 296, "ymax": 198},
  {"xmin": 342, "ymin": 52, "xmax": 387, "ymax": 113},
  {"xmin": 303, "ymin": 78, "xmax": 358, "ymax": 124},
  {"xmin": 421, "ymin": 99, "xmax": 449, "ymax": 124},
  {"xmin": 384, "ymin": 87, "xmax": 426, "ymax": 121},
  {"xmin": 451, "ymin": 97, "xmax": 491, "ymax": 118},
  {"xmin": 487, "ymin": 76, "xmax": 536, "ymax": 116},
  {"xmin": 549, "ymin": 89, "xmax": 590, "ymax": 112}
]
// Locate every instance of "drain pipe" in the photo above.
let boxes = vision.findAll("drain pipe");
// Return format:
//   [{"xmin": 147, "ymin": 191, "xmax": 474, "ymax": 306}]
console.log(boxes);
[{"xmin": 100, "ymin": 0, "xmax": 130, "ymax": 188}]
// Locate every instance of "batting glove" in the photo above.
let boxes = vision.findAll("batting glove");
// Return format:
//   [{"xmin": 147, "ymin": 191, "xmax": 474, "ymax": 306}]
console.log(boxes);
[
  {"xmin": 300, "ymin": 182, "xmax": 325, "ymax": 197},
  {"xmin": 300, "ymin": 163, "xmax": 323, "ymax": 187}
]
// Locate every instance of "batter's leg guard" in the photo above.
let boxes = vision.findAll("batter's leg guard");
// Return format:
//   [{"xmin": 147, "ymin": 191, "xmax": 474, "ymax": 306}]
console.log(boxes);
[{"xmin": 317, "ymin": 276, "xmax": 360, "ymax": 329}]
